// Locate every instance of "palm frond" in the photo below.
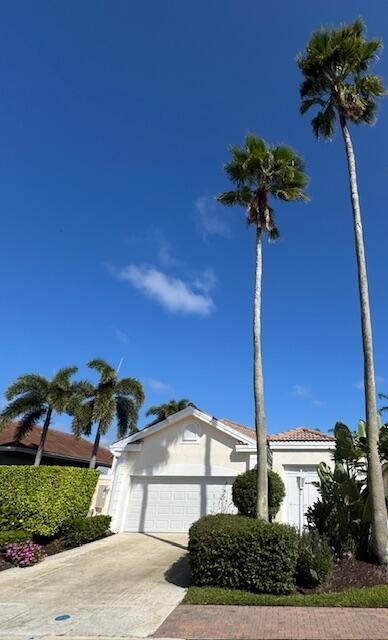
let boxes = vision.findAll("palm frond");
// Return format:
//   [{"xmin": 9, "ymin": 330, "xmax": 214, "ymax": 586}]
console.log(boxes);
[
  {"xmin": 145, "ymin": 399, "xmax": 190, "ymax": 421},
  {"xmin": 298, "ymin": 18, "xmax": 385, "ymax": 133},
  {"xmin": 218, "ymin": 134, "xmax": 309, "ymax": 234},
  {"xmin": 216, "ymin": 188, "xmax": 252, "ymax": 207},
  {"xmin": 116, "ymin": 396, "xmax": 139, "ymax": 439},
  {"xmin": 71, "ymin": 401, "xmax": 94, "ymax": 438},
  {"xmin": 14, "ymin": 408, "xmax": 46, "ymax": 441},
  {"xmin": 0, "ymin": 394, "xmax": 44, "ymax": 429},
  {"xmin": 115, "ymin": 377, "xmax": 145, "ymax": 407},
  {"xmin": 5, "ymin": 374, "xmax": 49, "ymax": 401},
  {"xmin": 52, "ymin": 367, "xmax": 78, "ymax": 388},
  {"xmin": 87, "ymin": 359, "xmax": 116, "ymax": 383},
  {"xmin": 145, "ymin": 404, "xmax": 164, "ymax": 419},
  {"xmin": 93, "ymin": 390, "xmax": 116, "ymax": 435},
  {"xmin": 244, "ymin": 134, "xmax": 267, "ymax": 156}
]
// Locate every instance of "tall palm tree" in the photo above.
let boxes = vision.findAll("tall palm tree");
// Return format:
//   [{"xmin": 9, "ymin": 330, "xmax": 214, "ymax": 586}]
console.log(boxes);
[
  {"xmin": 297, "ymin": 19, "xmax": 388, "ymax": 563},
  {"xmin": 0, "ymin": 367, "xmax": 78, "ymax": 466},
  {"xmin": 217, "ymin": 134, "xmax": 309, "ymax": 520},
  {"xmin": 71, "ymin": 359, "xmax": 145, "ymax": 469},
  {"xmin": 145, "ymin": 398, "xmax": 190, "ymax": 422}
]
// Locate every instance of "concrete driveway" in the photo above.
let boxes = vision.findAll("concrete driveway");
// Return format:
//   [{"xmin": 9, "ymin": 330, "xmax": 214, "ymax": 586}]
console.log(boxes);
[{"xmin": 0, "ymin": 532, "xmax": 189, "ymax": 639}]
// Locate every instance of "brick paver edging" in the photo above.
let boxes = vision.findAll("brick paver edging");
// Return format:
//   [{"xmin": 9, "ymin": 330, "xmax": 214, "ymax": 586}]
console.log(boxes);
[{"xmin": 154, "ymin": 604, "xmax": 388, "ymax": 639}]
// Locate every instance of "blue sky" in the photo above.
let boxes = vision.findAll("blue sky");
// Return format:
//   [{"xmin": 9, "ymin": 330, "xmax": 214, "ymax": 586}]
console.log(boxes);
[{"xmin": 1, "ymin": 0, "xmax": 388, "ymax": 443}]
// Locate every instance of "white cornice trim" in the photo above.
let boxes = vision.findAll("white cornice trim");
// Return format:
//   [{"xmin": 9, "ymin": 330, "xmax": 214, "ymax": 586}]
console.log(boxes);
[
  {"xmin": 269, "ymin": 441, "xmax": 335, "ymax": 450},
  {"xmin": 237, "ymin": 441, "xmax": 334, "ymax": 452}
]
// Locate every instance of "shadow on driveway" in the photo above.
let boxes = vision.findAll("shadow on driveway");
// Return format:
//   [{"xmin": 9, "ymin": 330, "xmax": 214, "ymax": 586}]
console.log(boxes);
[{"xmin": 164, "ymin": 553, "xmax": 192, "ymax": 588}]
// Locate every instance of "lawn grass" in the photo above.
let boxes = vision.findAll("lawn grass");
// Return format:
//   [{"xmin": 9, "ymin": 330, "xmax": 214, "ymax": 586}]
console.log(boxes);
[{"xmin": 184, "ymin": 585, "xmax": 388, "ymax": 608}]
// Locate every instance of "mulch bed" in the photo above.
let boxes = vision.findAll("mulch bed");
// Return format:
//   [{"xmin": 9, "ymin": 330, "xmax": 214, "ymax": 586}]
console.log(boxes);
[
  {"xmin": 299, "ymin": 557, "xmax": 388, "ymax": 594},
  {"xmin": 0, "ymin": 555, "xmax": 12, "ymax": 572}
]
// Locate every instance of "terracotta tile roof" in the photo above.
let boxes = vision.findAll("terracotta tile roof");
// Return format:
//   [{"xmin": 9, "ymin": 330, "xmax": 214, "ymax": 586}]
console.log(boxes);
[
  {"xmin": 268, "ymin": 427, "xmax": 334, "ymax": 442},
  {"xmin": 0, "ymin": 423, "xmax": 112, "ymax": 466},
  {"xmin": 221, "ymin": 419, "xmax": 334, "ymax": 442},
  {"xmin": 220, "ymin": 418, "xmax": 255, "ymax": 441}
]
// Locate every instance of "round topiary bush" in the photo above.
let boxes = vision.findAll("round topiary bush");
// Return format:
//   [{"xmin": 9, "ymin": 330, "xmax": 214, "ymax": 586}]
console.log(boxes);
[{"xmin": 232, "ymin": 469, "xmax": 285, "ymax": 520}]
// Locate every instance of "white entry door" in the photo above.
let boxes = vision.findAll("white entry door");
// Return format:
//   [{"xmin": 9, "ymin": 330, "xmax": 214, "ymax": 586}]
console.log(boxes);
[
  {"xmin": 124, "ymin": 476, "xmax": 236, "ymax": 532},
  {"xmin": 285, "ymin": 467, "xmax": 320, "ymax": 533}
]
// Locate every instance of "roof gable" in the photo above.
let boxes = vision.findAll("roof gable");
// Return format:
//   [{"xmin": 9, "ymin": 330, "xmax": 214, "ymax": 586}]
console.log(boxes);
[{"xmin": 112, "ymin": 406, "xmax": 256, "ymax": 452}]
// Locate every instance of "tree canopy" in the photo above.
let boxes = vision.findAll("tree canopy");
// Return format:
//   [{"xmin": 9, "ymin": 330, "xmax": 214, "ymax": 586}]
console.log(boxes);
[
  {"xmin": 297, "ymin": 18, "xmax": 385, "ymax": 138},
  {"xmin": 217, "ymin": 133, "xmax": 309, "ymax": 237}
]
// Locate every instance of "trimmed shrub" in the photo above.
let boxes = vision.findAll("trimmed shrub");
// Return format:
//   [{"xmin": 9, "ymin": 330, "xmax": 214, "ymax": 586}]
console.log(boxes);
[
  {"xmin": 0, "ymin": 466, "xmax": 99, "ymax": 537},
  {"xmin": 296, "ymin": 531, "xmax": 334, "ymax": 587},
  {"xmin": 0, "ymin": 529, "xmax": 30, "ymax": 549},
  {"xmin": 232, "ymin": 469, "xmax": 285, "ymax": 520},
  {"xmin": 5, "ymin": 541, "xmax": 46, "ymax": 567},
  {"xmin": 189, "ymin": 514, "xmax": 299, "ymax": 594},
  {"xmin": 61, "ymin": 515, "xmax": 111, "ymax": 547}
]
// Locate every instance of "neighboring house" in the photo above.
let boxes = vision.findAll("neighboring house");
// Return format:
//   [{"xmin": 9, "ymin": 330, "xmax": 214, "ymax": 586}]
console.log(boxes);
[
  {"xmin": 108, "ymin": 404, "xmax": 334, "ymax": 533},
  {"xmin": 0, "ymin": 423, "xmax": 112, "ymax": 470}
]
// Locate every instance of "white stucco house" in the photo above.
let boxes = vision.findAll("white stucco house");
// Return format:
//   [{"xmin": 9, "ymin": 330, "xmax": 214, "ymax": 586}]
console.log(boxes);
[{"xmin": 108, "ymin": 404, "xmax": 334, "ymax": 534}]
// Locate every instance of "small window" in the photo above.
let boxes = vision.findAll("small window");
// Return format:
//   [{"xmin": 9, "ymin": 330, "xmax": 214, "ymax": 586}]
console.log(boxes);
[{"xmin": 182, "ymin": 423, "xmax": 199, "ymax": 443}]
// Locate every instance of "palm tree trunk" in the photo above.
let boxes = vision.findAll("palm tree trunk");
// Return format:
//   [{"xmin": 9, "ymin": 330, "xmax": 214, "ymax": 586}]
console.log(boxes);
[
  {"xmin": 253, "ymin": 226, "xmax": 268, "ymax": 521},
  {"xmin": 340, "ymin": 115, "xmax": 388, "ymax": 564},
  {"xmin": 34, "ymin": 406, "xmax": 52, "ymax": 466},
  {"xmin": 89, "ymin": 424, "xmax": 101, "ymax": 469}
]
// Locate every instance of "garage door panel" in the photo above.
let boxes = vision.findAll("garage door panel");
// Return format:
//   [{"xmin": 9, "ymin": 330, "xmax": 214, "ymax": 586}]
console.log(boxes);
[{"xmin": 124, "ymin": 477, "xmax": 236, "ymax": 532}]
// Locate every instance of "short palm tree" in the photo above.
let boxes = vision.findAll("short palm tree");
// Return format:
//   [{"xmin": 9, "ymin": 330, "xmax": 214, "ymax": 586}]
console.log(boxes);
[
  {"xmin": 0, "ymin": 367, "xmax": 78, "ymax": 466},
  {"xmin": 145, "ymin": 399, "xmax": 190, "ymax": 422},
  {"xmin": 297, "ymin": 19, "xmax": 388, "ymax": 563},
  {"xmin": 217, "ymin": 134, "xmax": 308, "ymax": 520},
  {"xmin": 71, "ymin": 359, "xmax": 145, "ymax": 468}
]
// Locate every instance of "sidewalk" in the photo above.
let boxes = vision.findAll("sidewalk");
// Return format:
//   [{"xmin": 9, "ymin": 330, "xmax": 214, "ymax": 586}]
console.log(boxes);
[{"xmin": 154, "ymin": 604, "xmax": 388, "ymax": 639}]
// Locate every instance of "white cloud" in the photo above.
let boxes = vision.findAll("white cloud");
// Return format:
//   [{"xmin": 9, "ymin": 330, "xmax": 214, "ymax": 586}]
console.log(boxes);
[
  {"xmin": 114, "ymin": 328, "xmax": 128, "ymax": 344},
  {"xmin": 145, "ymin": 378, "xmax": 171, "ymax": 392},
  {"xmin": 117, "ymin": 264, "xmax": 215, "ymax": 316},
  {"xmin": 152, "ymin": 229, "xmax": 179, "ymax": 268},
  {"xmin": 291, "ymin": 384, "xmax": 324, "ymax": 407},
  {"xmin": 291, "ymin": 384, "xmax": 311, "ymax": 398},
  {"xmin": 195, "ymin": 196, "xmax": 230, "ymax": 239},
  {"xmin": 193, "ymin": 268, "xmax": 217, "ymax": 294}
]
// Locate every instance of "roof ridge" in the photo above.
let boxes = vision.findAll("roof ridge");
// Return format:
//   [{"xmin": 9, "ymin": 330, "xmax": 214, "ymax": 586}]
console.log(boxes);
[{"xmin": 1, "ymin": 422, "xmax": 111, "ymax": 453}]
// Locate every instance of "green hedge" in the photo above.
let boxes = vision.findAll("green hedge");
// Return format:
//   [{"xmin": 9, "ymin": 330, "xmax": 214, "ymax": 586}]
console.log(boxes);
[
  {"xmin": 61, "ymin": 515, "xmax": 111, "ymax": 547},
  {"xmin": 0, "ymin": 529, "xmax": 30, "ymax": 549},
  {"xmin": 0, "ymin": 466, "xmax": 99, "ymax": 537},
  {"xmin": 189, "ymin": 514, "xmax": 299, "ymax": 594},
  {"xmin": 232, "ymin": 469, "xmax": 285, "ymax": 520}
]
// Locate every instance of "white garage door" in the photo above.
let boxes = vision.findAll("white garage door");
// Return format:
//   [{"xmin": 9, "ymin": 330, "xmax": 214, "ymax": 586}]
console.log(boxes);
[
  {"xmin": 124, "ymin": 476, "xmax": 236, "ymax": 532},
  {"xmin": 285, "ymin": 466, "xmax": 320, "ymax": 533}
]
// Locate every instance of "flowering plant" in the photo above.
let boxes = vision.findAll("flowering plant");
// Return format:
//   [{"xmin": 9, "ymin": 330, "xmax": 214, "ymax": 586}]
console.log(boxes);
[{"xmin": 5, "ymin": 541, "xmax": 46, "ymax": 567}]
